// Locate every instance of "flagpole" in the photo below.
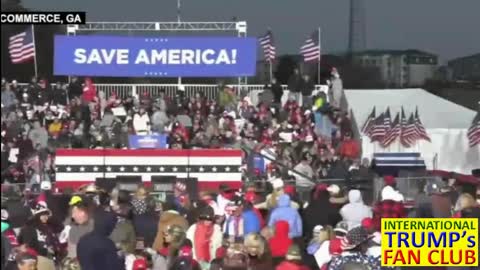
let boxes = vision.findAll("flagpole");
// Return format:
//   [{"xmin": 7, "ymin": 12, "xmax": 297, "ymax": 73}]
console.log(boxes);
[
  {"xmin": 31, "ymin": 24, "xmax": 38, "ymax": 78},
  {"xmin": 317, "ymin": 27, "xmax": 321, "ymax": 85},
  {"xmin": 269, "ymin": 60, "xmax": 273, "ymax": 82}
]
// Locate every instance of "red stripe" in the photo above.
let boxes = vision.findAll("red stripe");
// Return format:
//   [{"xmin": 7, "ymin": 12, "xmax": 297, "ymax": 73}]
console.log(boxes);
[
  {"xmin": 54, "ymin": 180, "xmax": 242, "ymax": 191},
  {"xmin": 55, "ymin": 148, "xmax": 243, "ymax": 157}
]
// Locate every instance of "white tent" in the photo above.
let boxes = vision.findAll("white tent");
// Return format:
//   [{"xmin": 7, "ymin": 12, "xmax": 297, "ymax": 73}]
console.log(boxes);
[{"xmin": 344, "ymin": 88, "xmax": 479, "ymax": 174}]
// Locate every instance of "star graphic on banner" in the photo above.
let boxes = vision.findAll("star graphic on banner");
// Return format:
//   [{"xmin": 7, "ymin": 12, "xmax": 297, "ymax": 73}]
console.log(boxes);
[
  {"xmin": 66, "ymin": 167, "xmax": 72, "ymax": 172},
  {"xmin": 225, "ymin": 167, "xmax": 231, "ymax": 172},
  {"xmin": 159, "ymin": 167, "xmax": 165, "ymax": 172},
  {"xmin": 120, "ymin": 167, "xmax": 125, "ymax": 172},
  {"xmin": 212, "ymin": 167, "xmax": 217, "ymax": 172},
  {"xmin": 199, "ymin": 167, "xmax": 205, "ymax": 172},
  {"xmin": 133, "ymin": 167, "xmax": 138, "ymax": 172},
  {"xmin": 146, "ymin": 167, "xmax": 152, "ymax": 172},
  {"xmin": 93, "ymin": 166, "xmax": 99, "ymax": 172},
  {"xmin": 80, "ymin": 167, "xmax": 85, "ymax": 172},
  {"xmin": 107, "ymin": 166, "xmax": 112, "ymax": 172},
  {"xmin": 173, "ymin": 167, "xmax": 178, "ymax": 172}
]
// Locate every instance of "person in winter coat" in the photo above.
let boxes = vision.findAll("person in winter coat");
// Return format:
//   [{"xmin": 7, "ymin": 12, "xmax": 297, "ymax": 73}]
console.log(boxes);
[
  {"xmin": 152, "ymin": 201, "xmax": 189, "ymax": 252},
  {"xmin": 110, "ymin": 205, "xmax": 136, "ymax": 254},
  {"xmin": 271, "ymin": 78, "xmax": 284, "ymax": 105},
  {"xmin": 337, "ymin": 133, "xmax": 360, "ymax": 160},
  {"xmin": 288, "ymin": 68, "xmax": 302, "ymax": 101},
  {"xmin": 186, "ymin": 206, "xmax": 223, "ymax": 270},
  {"xmin": 372, "ymin": 186, "xmax": 406, "ymax": 231},
  {"xmin": 276, "ymin": 244, "xmax": 310, "ymax": 270},
  {"xmin": 268, "ymin": 221, "xmax": 293, "ymax": 264},
  {"xmin": 18, "ymin": 202, "xmax": 63, "ymax": 260},
  {"xmin": 133, "ymin": 107, "xmax": 151, "ymax": 135},
  {"xmin": 77, "ymin": 211, "xmax": 124, "ymax": 270},
  {"xmin": 328, "ymin": 68, "xmax": 343, "ymax": 109},
  {"xmin": 303, "ymin": 185, "xmax": 342, "ymax": 241},
  {"xmin": 340, "ymin": 190, "xmax": 372, "ymax": 230},
  {"xmin": 268, "ymin": 194, "xmax": 303, "ymax": 238},
  {"xmin": 223, "ymin": 198, "xmax": 261, "ymax": 240},
  {"xmin": 66, "ymin": 200, "xmax": 94, "ymax": 258},
  {"xmin": 300, "ymin": 74, "xmax": 315, "ymax": 108},
  {"xmin": 244, "ymin": 233, "xmax": 273, "ymax": 270},
  {"xmin": 28, "ymin": 121, "xmax": 48, "ymax": 150},
  {"xmin": 131, "ymin": 196, "xmax": 158, "ymax": 249},
  {"xmin": 1, "ymin": 84, "xmax": 17, "ymax": 110}
]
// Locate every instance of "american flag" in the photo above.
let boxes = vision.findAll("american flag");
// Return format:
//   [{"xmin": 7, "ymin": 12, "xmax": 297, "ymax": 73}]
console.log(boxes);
[
  {"xmin": 467, "ymin": 111, "xmax": 480, "ymax": 147},
  {"xmin": 382, "ymin": 112, "xmax": 401, "ymax": 147},
  {"xmin": 300, "ymin": 30, "xmax": 320, "ymax": 62},
  {"xmin": 259, "ymin": 30, "xmax": 276, "ymax": 62},
  {"xmin": 54, "ymin": 149, "xmax": 243, "ymax": 190},
  {"xmin": 370, "ymin": 112, "xmax": 386, "ymax": 142},
  {"xmin": 401, "ymin": 111, "xmax": 417, "ymax": 147},
  {"xmin": 361, "ymin": 106, "xmax": 376, "ymax": 136},
  {"xmin": 9, "ymin": 26, "xmax": 36, "ymax": 64},
  {"xmin": 414, "ymin": 107, "xmax": 430, "ymax": 142}
]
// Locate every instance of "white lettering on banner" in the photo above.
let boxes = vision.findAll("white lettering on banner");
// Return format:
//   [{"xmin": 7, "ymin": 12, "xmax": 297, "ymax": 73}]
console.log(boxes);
[
  {"xmin": 135, "ymin": 49, "xmax": 150, "ymax": 64},
  {"xmin": 169, "ymin": 49, "xmax": 181, "ymax": 64},
  {"xmin": 74, "ymin": 49, "xmax": 130, "ymax": 64},
  {"xmin": 76, "ymin": 48, "xmax": 238, "ymax": 65},
  {"xmin": 74, "ymin": 49, "xmax": 86, "ymax": 64},
  {"xmin": 202, "ymin": 49, "xmax": 215, "ymax": 64},
  {"xmin": 117, "ymin": 49, "xmax": 129, "ymax": 64},
  {"xmin": 182, "ymin": 50, "xmax": 195, "ymax": 64}
]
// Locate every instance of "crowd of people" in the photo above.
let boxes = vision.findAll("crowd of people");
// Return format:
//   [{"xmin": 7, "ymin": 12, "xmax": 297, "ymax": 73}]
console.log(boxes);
[
  {"xmin": 1, "ymin": 69, "xmax": 360, "ymax": 190},
  {"xmin": 2, "ymin": 168, "xmax": 480, "ymax": 270},
  {"xmin": 2, "ymin": 71, "xmax": 479, "ymax": 270}
]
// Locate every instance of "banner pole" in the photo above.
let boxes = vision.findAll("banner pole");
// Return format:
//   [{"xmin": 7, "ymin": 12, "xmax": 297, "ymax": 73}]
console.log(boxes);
[
  {"xmin": 317, "ymin": 27, "xmax": 321, "ymax": 84},
  {"xmin": 31, "ymin": 24, "xmax": 38, "ymax": 78}
]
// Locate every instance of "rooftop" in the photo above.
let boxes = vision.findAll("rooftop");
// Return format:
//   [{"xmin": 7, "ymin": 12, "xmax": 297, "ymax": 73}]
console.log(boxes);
[{"xmin": 354, "ymin": 49, "xmax": 437, "ymax": 57}]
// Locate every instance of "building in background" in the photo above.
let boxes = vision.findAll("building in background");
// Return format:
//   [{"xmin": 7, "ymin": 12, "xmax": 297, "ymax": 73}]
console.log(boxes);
[
  {"xmin": 348, "ymin": 0, "xmax": 367, "ymax": 53},
  {"xmin": 353, "ymin": 49, "xmax": 438, "ymax": 87},
  {"xmin": 447, "ymin": 53, "xmax": 480, "ymax": 82}
]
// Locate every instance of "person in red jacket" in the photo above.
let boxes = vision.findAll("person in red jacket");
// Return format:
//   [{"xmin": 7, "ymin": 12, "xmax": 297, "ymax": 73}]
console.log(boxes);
[
  {"xmin": 269, "ymin": 220, "xmax": 293, "ymax": 263},
  {"xmin": 82, "ymin": 77, "xmax": 97, "ymax": 103},
  {"xmin": 337, "ymin": 132, "xmax": 360, "ymax": 160},
  {"xmin": 276, "ymin": 244, "xmax": 310, "ymax": 270}
]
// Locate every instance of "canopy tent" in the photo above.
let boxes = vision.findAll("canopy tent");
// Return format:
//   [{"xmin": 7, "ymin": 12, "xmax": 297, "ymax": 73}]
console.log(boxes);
[{"xmin": 344, "ymin": 88, "xmax": 479, "ymax": 175}]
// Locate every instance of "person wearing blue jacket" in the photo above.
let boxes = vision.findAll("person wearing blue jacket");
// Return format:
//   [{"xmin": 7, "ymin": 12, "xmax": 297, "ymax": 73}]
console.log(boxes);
[
  {"xmin": 224, "ymin": 198, "xmax": 261, "ymax": 240},
  {"xmin": 268, "ymin": 194, "xmax": 303, "ymax": 238}
]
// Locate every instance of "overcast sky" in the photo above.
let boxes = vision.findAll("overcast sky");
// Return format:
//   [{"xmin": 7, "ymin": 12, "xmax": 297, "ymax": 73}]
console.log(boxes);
[{"xmin": 23, "ymin": 0, "xmax": 480, "ymax": 62}]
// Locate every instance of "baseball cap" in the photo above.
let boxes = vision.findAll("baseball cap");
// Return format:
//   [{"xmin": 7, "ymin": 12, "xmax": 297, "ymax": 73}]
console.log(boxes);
[{"xmin": 69, "ymin": 195, "xmax": 83, "ymax": 206}]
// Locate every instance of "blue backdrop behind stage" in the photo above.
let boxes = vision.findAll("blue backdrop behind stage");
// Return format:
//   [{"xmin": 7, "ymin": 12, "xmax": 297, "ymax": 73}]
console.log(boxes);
[{"xmin": 53, "ymin": 35, "xmax": 257, "ymax": 77}]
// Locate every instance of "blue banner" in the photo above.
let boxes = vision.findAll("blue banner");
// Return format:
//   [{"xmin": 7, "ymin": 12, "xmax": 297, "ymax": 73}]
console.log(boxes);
[
  {"xmin": 129, "ymin": 135, "xmax": 168, "ymax": 149},
  {"xmin": 54, "ymin": 35, "xmax": 257, "ymax": 77}
]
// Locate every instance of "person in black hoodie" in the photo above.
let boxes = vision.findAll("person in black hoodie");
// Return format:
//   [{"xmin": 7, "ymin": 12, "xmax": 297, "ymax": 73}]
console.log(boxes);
[
  {"xmin": 302, "ymin": 184, "xmax": 342, "ymax": 242},
  {"xmin": 300, "ymin": 74, "xmax": 315, "ymax": 108},
  {"xmin": 271, "ymin": 78, "xmax": 283, "ymax": 106},
  {"xmin": 77, "ymin": 211, "xmax": 124, "ymax": 270}
]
